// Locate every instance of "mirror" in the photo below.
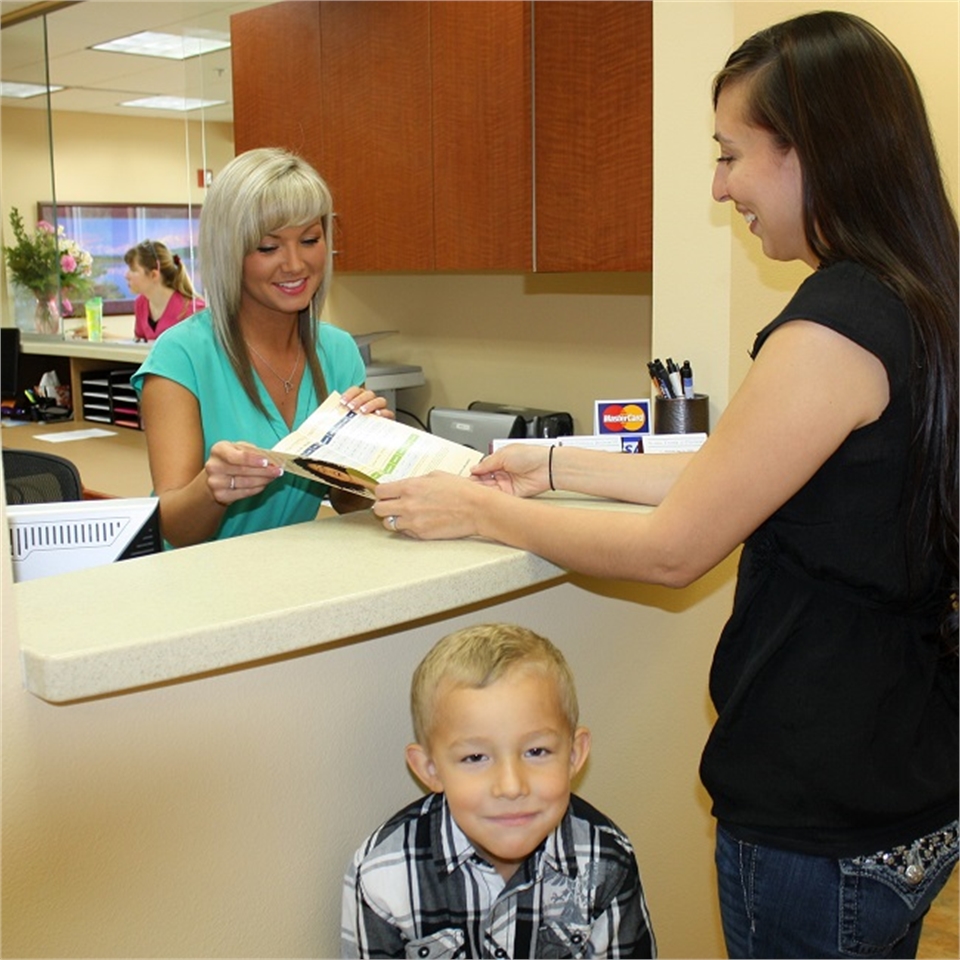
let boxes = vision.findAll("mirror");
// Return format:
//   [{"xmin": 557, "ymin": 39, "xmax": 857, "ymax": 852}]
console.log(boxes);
[{"xmin": 0, "ymin": 1, "xmax": 275, "ymax": 339}]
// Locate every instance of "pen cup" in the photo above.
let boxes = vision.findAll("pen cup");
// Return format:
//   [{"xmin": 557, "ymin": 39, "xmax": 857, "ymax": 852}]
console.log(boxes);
[
  {"xmin": 654, "ymin": 394, "xmax": 709, "ymax": 434},
  {"xmin": 85, "ymin": 297, "xmax": 103, "ymax": 342}
]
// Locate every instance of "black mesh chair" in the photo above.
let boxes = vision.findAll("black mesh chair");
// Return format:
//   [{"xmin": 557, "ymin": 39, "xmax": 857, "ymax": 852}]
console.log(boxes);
[{"xmin": 2, "ymin": 449, "xmax": 83, "ymax": 504}]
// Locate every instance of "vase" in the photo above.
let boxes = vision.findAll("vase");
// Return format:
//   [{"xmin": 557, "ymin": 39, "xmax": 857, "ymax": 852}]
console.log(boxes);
[{"xmin": 32, "ymin": 294, "xmax": 61, "ymax": 336}]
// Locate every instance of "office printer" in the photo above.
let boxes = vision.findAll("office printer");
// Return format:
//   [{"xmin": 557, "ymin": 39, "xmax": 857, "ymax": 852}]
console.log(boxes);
[{"xmin": 468, "ymin": 401, "xmax": 573, "ymax": 439}]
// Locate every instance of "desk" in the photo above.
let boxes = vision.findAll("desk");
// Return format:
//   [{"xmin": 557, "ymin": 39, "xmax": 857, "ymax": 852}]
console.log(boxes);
[
  {"xmin": 1, "ymin": 420, "xmax": 152, "ymax": 498},
  {"xmin": 19, "ymin": 332, "xmax": 425, "ymax": 417}
]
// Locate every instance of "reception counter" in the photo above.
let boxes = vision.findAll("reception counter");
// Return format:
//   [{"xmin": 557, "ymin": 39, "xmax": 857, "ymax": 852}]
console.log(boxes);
[
  {"xmin": 2, "ymin": 489, "xmax": 733, "ymax": 957},
  {"xmin": 15, "ymin": 509, "xmax": 570, "ymax": 703}
]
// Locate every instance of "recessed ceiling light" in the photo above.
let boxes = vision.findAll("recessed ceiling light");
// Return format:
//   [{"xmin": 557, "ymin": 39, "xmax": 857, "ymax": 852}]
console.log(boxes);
[
  {"xmin": 119, "ymin": 96, "xmax": 226, "ymax": 113},
  {"xmin": 0, "ymin": 81, "xmax": 64, "ymax": 99},
  {"xmin": 92, "ymin": 31, "xmax": 230, "ymax": 60}
]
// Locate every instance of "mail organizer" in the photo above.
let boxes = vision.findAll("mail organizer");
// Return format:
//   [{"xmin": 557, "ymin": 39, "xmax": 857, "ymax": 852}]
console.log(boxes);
[{"xmin": 80, "ymin": 367, "xmax": 141, "ymax": 430}]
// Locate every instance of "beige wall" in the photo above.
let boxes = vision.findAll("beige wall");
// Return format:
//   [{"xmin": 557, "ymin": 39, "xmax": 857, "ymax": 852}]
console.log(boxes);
[
  {"xmin": 0, "ymin": 108, "xmax": 234, "ymax": 324},
  {"xmin": 1, "ymin": 2, "xmax": 957, "ymax": 958}
]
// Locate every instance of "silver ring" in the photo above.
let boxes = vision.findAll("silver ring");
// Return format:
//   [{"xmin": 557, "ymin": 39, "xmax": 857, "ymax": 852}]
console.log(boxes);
[
  {"xmin": 387, "ymin": 515, "xmax": 398, "ymax": 531},
  {"xmin": 229, "ymin": 475, "xmax": 236, "ymax": 491}
]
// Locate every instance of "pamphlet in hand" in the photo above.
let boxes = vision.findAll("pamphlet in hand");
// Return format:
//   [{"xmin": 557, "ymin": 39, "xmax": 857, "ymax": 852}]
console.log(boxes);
[{"xmin": 252, "ymin": 391, "xmax": 483, "ymax": 498}]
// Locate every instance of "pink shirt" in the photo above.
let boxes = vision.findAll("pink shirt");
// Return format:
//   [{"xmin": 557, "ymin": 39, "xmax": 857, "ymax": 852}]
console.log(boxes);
[{"xmin": 133, "ymin": 291, "xmax": 206, "ymax": 341}]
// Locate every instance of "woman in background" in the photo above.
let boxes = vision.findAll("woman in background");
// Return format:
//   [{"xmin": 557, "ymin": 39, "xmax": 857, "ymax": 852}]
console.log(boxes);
[
  {"xmin": 373, "ymin": 12, "xmax": 958, "ymax": 957},
  {"xmin": 124, "ymin": 239, "xmax": 204, "ymax": 341},
  {"xmin": 132, "ymin": 148, "xmax": 389, "ymax": 546}
]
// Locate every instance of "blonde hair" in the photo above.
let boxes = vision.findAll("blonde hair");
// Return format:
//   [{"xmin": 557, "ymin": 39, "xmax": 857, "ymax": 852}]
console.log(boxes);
[
  {"xmin": 198, "ymin": 147, "xmax": 334, "ymax": 415},
  {"xmin": 410, "ymin": 624, "xmax": 579, "ymax": 746}
]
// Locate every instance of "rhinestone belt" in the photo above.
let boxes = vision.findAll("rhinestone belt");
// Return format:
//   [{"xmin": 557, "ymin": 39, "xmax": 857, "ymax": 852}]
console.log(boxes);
[{"xmin": 852, "ymin": 822, "xmax": 959, "ymax": 886}]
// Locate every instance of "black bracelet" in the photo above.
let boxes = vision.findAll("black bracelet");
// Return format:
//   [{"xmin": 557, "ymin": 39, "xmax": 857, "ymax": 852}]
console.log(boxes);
[{"xmin": 548, "ymin": 444, "xmax": 557, "ymax": 491}]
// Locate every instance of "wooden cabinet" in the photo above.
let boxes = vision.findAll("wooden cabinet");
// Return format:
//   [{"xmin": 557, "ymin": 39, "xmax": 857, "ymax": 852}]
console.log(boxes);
[
  {"xmin": 431, "ymin": 1, "xmax": 532, "ymax": 270},
  {"xmin": 231, "ymin": 2, "xmax": 324, "ymax": 165},
  {"xmin": 315, "ymin": 1, "xmax": 434, "ymax": 270},
  {"xmin": 231, "ymin": 1, "xmax": 650, "ymax": 272},
  {"xmin": 533, "ymin": 1, "xmax": 652, "ymax": 271}
]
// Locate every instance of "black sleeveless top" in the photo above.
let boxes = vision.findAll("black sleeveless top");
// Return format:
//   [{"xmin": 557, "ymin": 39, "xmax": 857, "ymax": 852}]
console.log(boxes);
[{"xmin": 699, "ymin": 261, "xmax": 958, "ymax": 857}]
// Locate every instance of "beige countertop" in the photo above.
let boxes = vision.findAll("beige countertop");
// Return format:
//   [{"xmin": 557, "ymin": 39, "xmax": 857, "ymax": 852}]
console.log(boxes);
[
  {"xmin": 12, "ymin": 496, "xmax": 648, "ymax": 704},
  {"xmin": 13, "ymin": 510, "xmax": 555, "ymax": 704}
]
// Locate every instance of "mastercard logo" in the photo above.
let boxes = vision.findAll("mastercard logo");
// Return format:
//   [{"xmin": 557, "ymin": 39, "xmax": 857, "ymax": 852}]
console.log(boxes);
[{"xmin": 600, "ymin": 403, "xmax": 647, "ymax": 433}]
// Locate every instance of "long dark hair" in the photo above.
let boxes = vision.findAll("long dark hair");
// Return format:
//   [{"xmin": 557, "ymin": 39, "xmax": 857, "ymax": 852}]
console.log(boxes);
[{"xmin": 714, "ymin": 11, "xmax": 958, "ymax": 648}]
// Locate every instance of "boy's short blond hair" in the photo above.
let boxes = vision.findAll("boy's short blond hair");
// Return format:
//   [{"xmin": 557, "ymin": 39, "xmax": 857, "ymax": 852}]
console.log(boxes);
[{"xmin": 411, "ymin": 624, "xmax": 579, "ymax": 746}]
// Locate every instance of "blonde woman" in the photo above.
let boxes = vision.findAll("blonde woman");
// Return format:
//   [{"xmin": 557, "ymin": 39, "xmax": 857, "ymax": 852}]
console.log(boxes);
[{"xmin": 132, "ymin": 148, "xmax": 389, "ymax": 546}]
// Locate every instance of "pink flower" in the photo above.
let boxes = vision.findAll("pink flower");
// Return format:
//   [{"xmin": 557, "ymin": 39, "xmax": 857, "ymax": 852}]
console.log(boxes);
[
  {"xmin": 62, "ymin": 298, "xmax": 72, "ymax": 314},
  {"xmin": 37, "ymin": 220, "xmax": 55, "ymax": 233},
  {"xmin": 60, "ymin": 253, "xmax": 77, "ymax": 273}
]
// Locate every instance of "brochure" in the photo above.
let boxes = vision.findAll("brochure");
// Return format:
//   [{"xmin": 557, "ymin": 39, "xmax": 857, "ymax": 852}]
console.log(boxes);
[{"xmin": 252, "ymin": 391, "xmax": 483, "ymax": 498}]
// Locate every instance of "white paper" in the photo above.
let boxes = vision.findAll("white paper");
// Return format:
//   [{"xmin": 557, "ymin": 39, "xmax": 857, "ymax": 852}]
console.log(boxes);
[
  {"xmin": 490, "ymin": 435, "xmax": 623, "ymax": 453},
  {"xmin": 643, "ymin": 433, "xmax": 707, "ymax": 453},
  {"xmin": 33, "ymin": 428, "xmax": 117, "ymax": 443}
]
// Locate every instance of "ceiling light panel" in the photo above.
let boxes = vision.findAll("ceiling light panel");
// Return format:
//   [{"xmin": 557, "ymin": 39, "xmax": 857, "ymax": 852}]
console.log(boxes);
[
  {"xmin": 0, "ymin": 81, "xmax": 64, "ymax": 99},
  {"xmin": 119, "ymin": 95, "xmax": 225, "ymax": 112},
  {"xmin": 92, "ymin": 31, "xmax": 230, "ymax": 61}
]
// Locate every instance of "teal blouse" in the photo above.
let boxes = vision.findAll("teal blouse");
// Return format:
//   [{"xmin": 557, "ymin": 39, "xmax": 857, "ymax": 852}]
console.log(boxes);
[{"xmin": 131, "ymin": 309, "xmax": 366, "ymax": 542}]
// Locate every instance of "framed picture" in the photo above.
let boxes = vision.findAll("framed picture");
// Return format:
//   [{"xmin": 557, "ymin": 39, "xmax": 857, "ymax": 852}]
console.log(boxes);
[{"xmin": 38, "ymin": 202, "xmax": 202, "ymax": 315}]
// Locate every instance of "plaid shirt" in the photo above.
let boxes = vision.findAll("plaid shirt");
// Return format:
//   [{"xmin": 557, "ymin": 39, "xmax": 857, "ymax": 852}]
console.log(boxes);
[{"xmin": 341, "ymin": 793, "xmax": 656, "ymax": 958}]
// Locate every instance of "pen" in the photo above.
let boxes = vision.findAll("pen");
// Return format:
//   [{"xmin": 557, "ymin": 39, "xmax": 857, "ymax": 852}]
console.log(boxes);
[
  {"xmin": 666, "ymin": 358, "xmax": 683, "ymax": 398},
  {"xmin": 680, "ymin": 360, "xmax": 695, "ymax": 399},
  {"xmin": 647, "ymin": 361, "xmax": 669, "ymax": 399},
  {"xmin": 653, "ymin": 359, "xmax": 676, "ymax": 398}
]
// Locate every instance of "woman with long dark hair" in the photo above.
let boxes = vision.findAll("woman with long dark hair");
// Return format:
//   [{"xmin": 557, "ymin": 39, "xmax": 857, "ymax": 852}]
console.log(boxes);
[{"xmin": 372, "ymin": 13, "xmax": 958, "ymax": 956}]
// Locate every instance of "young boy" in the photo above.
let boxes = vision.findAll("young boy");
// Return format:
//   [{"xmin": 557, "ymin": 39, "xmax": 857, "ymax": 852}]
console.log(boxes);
[{"xmin": 341, "ymin": 623, "xmax": 656, "ymax": 958}]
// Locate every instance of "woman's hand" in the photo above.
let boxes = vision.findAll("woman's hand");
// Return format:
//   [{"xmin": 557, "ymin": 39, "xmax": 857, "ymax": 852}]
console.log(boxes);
[
  {"xmin": 340, "ymin": 385, "xmax": 395, "ymax": 420},
  {"xmin": 374, "ymin": 472, "xmax": 490, "ymax": 539},
  {"xmin": 470, "ymin": 443, "xmax": 552, "ymax": 498},
  {"xmin": 206, "ymin": 441, "xmax": 284, "ymax": 505}
]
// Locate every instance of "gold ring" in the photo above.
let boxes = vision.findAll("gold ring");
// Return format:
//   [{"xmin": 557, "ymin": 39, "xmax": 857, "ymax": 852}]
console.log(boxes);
[{"xmin": 229, "ymin": 475, "xmax": 236, "ymax": 491}]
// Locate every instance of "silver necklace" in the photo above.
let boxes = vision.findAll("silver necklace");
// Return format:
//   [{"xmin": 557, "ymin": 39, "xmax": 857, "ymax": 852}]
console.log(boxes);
[{"xmin": 246, "ymin": 339, "xmax": 303, "ymax": 394}]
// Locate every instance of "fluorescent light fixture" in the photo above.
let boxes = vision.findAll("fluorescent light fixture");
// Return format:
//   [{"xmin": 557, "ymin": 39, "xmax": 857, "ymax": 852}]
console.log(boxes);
[
  {"xmin": 92, "ymin": 31, "xmax": 230, "ymax": 60},
  {"xmin": 119, "ymin": 96, "xmax": 226, "ymax": 112},
  {"xmin": 1, "ymin": 81, "xmax": 64, "ymax": 99}
]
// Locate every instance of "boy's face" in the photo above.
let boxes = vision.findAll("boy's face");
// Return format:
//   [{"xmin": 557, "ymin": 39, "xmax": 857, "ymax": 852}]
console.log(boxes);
[{"xmin": 406, "ymin": 666, "xmax": 591, "ymax": 881}]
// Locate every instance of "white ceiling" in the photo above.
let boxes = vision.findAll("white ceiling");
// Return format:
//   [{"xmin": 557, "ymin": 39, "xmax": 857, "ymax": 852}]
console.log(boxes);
[{"xmin": 0, "ymin": 0, "xmax": 276, "ymax": 122}]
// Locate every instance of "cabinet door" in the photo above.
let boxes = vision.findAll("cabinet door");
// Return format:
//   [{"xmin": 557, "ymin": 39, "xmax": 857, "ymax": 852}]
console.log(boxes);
[
  {"xmin": 231, "ymin": 2, "xmax": 324, "ymax": 163},
  {"xmin": 318, "ymin": 1, "xmax": 433, "ymax": 271},
  {"xmin": 534, "ymin": 1, "xmax": 653, "ymax": 272},
  {"xmin": 431, "ymin": 2, "xmax": 532, "ymax": 270}
]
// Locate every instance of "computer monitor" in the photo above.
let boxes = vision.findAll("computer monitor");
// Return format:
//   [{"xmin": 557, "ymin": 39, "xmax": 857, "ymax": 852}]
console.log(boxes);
[
  {"xmin": 6, "ymin": 496, "xmax": 162, "ymax": 582},
  {"xmin": 428, "ymin": 407, "xmax": 526, "ymax": 454},
  {"xmin": 1, "ymin": 327, "xmax": 21, "ymax": 402}
]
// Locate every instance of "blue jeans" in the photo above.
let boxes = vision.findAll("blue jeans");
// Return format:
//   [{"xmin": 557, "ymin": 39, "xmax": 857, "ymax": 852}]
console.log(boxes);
[{"xmin": 715, "ymin": 821, "xmax": 958, "ymax": 959}]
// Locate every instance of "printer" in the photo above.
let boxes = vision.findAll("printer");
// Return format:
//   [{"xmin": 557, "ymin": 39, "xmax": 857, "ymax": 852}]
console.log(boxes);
[{"xmin": 468, "ymin": 401, "xmax": 574, "ymax": 439}]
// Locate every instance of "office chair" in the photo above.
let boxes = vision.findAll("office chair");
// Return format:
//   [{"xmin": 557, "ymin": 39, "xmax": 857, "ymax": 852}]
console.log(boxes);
[{"xmin": 2, "ymin": 449, "xmax": 83, "ymax": 504}]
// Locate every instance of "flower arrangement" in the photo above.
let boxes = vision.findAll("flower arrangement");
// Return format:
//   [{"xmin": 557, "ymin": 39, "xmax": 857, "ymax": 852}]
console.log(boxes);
[{"xmin": 3, "ymin": 206, "xmax": 94, "ymax": 323}]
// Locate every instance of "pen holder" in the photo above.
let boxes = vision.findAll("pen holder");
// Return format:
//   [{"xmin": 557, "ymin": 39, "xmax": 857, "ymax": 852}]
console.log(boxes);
[{"xmin": 654, "ymin": 394, "xmax": 709, "ymax": 434}]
